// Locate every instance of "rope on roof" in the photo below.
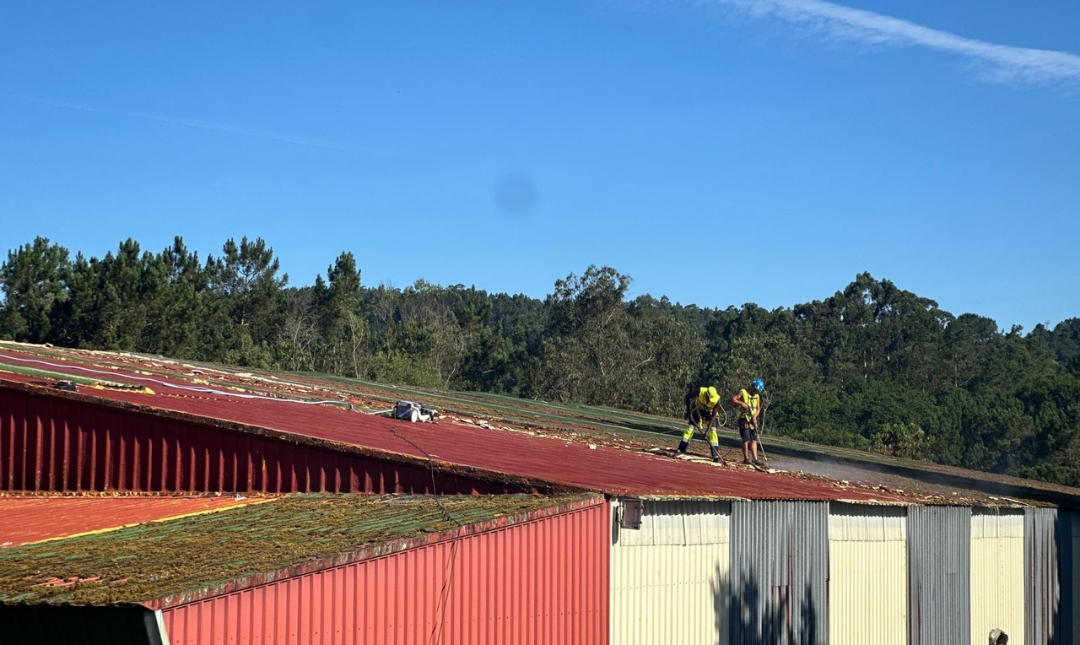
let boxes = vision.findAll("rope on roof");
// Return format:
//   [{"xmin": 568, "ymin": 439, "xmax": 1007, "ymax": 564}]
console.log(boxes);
[{"xmin": 0, "ymin": 354, "xmax": 355, "ymax": 410}]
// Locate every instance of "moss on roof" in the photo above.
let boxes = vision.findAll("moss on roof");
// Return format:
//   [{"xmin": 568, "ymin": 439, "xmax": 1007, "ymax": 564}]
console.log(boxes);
[{"xmin": 0, "ymin": 493, "xmax": 594, "ymax": 606}]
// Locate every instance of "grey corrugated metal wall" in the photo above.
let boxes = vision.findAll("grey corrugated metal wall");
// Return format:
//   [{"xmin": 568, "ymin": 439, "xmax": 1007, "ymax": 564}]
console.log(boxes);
[
  {"xmin": 1066, "ymin": 511, "xmax": 1079, "ymax": 645},
  {"xmin": 1025, "ymin": 507, "xmax": 1067, "ymax": 645},
  {"xmin": 907, "ymin": 506, "xmax": 970, "ymax": 645},
  {"xmin": 731, "ymin": 501, "xmax": 828, "ymax": 645}
]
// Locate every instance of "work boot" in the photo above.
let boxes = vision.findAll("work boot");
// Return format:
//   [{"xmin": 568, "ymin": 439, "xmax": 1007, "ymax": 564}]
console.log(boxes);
[
  {"xmin": 677, "ymin": 440, "xmax": 689, "ymax": 454},
  {"xmin": 710, "ymin": 445, "xmax": 721, "ymax": 462}
]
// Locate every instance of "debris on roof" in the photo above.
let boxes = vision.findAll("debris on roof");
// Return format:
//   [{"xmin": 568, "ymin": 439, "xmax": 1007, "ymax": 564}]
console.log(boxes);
[{"xmin": 2, "ymin": 343, "xmax": 1078, "ymax": 508}]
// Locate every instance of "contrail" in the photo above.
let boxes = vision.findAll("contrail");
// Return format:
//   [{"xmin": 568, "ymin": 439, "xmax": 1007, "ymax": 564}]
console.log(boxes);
[
  {"xmin": 15, "ymin": 95, "xmax": 367, "ymax": 152},
  {"xmin": 705, "ymin": 0, "xmax": 1080, "ymax": 85}
]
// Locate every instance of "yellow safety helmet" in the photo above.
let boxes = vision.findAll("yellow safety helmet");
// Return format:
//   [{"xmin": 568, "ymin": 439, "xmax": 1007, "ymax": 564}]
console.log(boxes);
[{"xmin": 706, "ymin": 386, "xmax": 720, "ymax": 406}]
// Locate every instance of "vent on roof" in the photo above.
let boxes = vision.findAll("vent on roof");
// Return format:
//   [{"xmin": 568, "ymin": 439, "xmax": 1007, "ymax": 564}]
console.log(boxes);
[{"xmin": 619, "ymin": 498, "xmax": 644, "ymax": 530}]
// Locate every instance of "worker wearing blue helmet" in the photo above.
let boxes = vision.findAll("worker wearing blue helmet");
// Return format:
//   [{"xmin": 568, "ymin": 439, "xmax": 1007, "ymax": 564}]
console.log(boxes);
[{"xmin": 730, "ymin": 378, "xmax": 765, "ymax": 465}]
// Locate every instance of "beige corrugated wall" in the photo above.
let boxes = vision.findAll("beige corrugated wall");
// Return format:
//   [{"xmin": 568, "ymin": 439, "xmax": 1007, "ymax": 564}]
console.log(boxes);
[
  {"xmin": 970, "ymin": 511, "xmax": 1025, "ymax": 645},
  {"xmin": 829, "ymin": 505, "xmax": 907, "ymax": 645},
  {"xmin": 610, "ymin": 500, "xmax": 730, "ymax": 645}
]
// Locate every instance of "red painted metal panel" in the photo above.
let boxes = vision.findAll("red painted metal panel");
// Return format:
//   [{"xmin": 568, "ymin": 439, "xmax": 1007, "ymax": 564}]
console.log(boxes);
[
  {"xmin": 0, "ymin": 343, "xmax": 911, "ymax": 501},
  {"xmin": 0, "ymin": 496, "xmax": 257, "ymax": 547},
  {"xmin": 0, "ymin": 384, "xmax": 539, "ymax": 495},
  {"xmin": 1, "ymin": 365, "xmax": 897, "ymax": 501},
  {"xmin": 159, "ymin": 499, "xmax": 609, "ymax": 645}
]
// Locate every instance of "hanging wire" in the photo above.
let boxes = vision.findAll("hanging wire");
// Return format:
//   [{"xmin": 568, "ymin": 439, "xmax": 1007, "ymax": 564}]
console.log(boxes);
[{"xmin": 388, "ymin": 424, "xmax": 464, "ymax": 645}]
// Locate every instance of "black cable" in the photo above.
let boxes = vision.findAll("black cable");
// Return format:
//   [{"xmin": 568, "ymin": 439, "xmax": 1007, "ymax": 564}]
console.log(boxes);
[{"xmin": 388, "ymin": 424, "xmax": 463, "ymax": 645}]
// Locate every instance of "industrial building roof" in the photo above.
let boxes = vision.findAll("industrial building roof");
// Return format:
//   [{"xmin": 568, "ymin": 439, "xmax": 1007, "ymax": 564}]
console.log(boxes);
[
  {"xmin": 0, "ymin": 492, "xmax": 601, "ymax": 607},
  {"xmin": 0, "ymin": 495, "xmax": 261, "ymax": 548},
  {"xmin": 3, "ymin": 344, "xmax": 1077, "ymax": 507},
  {"xmin": 0, "ymin": 373, "xmax": 902, "ymax": 504}
]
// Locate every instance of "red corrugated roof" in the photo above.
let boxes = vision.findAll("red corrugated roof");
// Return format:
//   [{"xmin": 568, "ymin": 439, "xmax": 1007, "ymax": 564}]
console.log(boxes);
[
  {"xmin": 0, "ymin": 350, "xmax": 900, "ymax": 502},
  {"xmin": 0, "ymin": 496, "xmax": 260, "ymax": 547}
]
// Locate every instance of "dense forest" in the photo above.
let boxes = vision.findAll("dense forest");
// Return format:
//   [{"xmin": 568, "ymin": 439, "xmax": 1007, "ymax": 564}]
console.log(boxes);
[{"xmin": 3, "ymin": 236, "xmax": 1080, "ymax": 486}]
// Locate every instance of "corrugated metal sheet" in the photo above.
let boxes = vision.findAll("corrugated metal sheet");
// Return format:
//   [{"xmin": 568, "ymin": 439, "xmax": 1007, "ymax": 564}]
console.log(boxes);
[
  {"xmin": 610, "ymin": 499, "xmax": 731, "ymax": 645},
  {"xmin": 160, "ymin": 500, "xmax": 609, "ymax": 645},
  {"xmin": 828, "ymin": 503, "xmax": 907, "ymax": 645},
  {"xmin": 1, "ymin": 368, "xmax": 903, "ymax": 501},
  {"xmin": 730, "ymin": 501, "xmax": 828, "ymax": 645},
  {"xmin": 1066, "ymin": 511, "xmax": 1079, "ymax": 645},
  {"xmin": 0, "ymin": 495, "xmax": 259, "ymax": 547},
  {"xmin": 0, "ymin": 384, "xmax": 545, "ymax": 494},
  {"xmin": 2, "ymin": 494, "xmax": 599, "ymax": 607},
  {"xmin": 1025, "ymin": 508, "xmax": 1062, "ymax": 645},
  {"xmin": 969, "ymin": 510, "xmax": 1024, "ymax": 645},
  {"xmin": 907, "ymin": 506, "xmax": 970, "ymax": 645}
]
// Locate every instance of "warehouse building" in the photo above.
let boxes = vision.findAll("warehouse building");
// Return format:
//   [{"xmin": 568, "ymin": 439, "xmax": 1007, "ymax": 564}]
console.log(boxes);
[
  {"xmin": 1, "ymin": 493, "xmax": 608, "ymax": 645},
  {"xmin": 2, "ymin": 345, "xmax": 1079, "ymax": 644}
]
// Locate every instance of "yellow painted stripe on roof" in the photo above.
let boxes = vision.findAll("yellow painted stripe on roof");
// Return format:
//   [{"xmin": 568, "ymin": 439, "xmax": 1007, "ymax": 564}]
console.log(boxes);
[{"xmin": 14, "ymin": 498, "xmax": 277, "ymax": 548}]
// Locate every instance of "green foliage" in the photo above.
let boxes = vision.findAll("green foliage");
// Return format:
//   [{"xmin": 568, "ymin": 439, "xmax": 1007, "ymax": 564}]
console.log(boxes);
[
  {"xmin": 368, "ymin": 351, "xmax": 442, "ymax": 389},
  {"xmin": 2, "ymin": 236, "xmax": 1079, "ymax": 486},
  {"xmin": 0, "ymin": 237, "xmax": 70, "ymax": 343}
]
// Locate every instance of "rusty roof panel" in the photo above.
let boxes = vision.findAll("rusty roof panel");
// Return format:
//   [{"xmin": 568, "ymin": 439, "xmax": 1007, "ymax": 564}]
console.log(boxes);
[
  {"xmin": 0, "ymin": 381, "xmax": 570, "ymax": 496},
  {"xmin": 0, "ymin": 348, "xmax": 904, "ymax": 502},
  {"xmin": 0, "ymin": 374, "xmax": 897, "ymax": 503}
]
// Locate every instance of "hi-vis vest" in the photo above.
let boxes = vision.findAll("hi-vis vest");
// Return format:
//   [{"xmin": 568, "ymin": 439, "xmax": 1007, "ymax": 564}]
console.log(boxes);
[
  {"xmin": 697, "ymin": 387, "xmax": 712, "ymax": 407},
  {"xmin": 737, "ymin": 389, "xmax": 760, "ymax": 421}
]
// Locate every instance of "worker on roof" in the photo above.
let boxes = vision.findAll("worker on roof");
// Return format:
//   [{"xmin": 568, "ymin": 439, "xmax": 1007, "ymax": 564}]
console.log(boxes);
[
  {"xmin": 677, "ymin": 385, "xmax": 723, "ymax": 462},
  {"xmin": 731, "ymin": 378, "xmax": 765, "ymax": 466}
]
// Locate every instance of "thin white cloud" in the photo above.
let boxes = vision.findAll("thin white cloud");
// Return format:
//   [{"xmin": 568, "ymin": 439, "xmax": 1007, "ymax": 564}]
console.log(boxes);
[
  {"xmin": 706, "ymin": 0, "xmax": 1080, "ymax": 85},
  {"xmin": 16, "ymin": 95, "xmax": 373, "ymax": 152}
]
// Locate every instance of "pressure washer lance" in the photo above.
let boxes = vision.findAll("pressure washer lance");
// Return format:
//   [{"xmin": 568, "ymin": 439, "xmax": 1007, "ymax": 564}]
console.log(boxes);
[{"xmin": 755, "ymin": 393, "xmax": 770, "ymax": 464}]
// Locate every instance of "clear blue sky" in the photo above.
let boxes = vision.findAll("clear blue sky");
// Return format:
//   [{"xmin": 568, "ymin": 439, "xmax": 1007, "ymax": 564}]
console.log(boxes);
[{"xmin": 2, "ymin": 0, "xmax": 1078, "ymax": 331}]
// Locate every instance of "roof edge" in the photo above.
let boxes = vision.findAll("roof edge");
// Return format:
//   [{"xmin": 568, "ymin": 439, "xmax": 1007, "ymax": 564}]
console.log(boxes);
[
  {"xmin": 0, "ymin": 378, "xmax": 589, "ymax": 496},
  {"xmin": 140, "ymin": 492, "xmax": 606, "ymax": 610}
]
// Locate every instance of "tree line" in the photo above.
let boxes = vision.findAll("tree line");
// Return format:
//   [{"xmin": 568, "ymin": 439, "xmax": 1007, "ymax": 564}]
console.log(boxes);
[{"xmin": 3, "ymin": 236, "xmax": 1079, "ymax": 486}]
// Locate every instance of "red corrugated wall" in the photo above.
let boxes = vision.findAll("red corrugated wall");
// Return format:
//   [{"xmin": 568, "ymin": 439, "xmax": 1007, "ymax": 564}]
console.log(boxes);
[
  {"xmin": 0, "ymin": 384, "xmax": 535, "ymax": 494},
  {"xmin": 158, "ymin": 500, "xmax": 610, "ymax": 645}
]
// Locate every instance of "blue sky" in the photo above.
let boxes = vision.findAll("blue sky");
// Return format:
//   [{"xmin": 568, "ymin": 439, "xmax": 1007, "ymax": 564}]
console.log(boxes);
[{"xmin": 2, "ymin": 0, "xmax": 1078, "ymax": 331}]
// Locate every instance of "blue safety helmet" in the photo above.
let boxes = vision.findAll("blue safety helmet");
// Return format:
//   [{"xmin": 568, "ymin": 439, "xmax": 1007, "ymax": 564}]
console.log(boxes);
[{"xmin": 751, "ymin": 378, "xmax": 765, "ymax": 393}]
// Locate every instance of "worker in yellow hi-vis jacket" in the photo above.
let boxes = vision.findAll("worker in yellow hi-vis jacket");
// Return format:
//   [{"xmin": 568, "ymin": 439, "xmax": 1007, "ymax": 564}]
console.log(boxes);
[
  {"xmin": 677, "ymin": 385, "xmax": 723, "ymax": 462},
  {"xmin": 730, "ymin": 378, "xmax": 765, "ymax": 465}
]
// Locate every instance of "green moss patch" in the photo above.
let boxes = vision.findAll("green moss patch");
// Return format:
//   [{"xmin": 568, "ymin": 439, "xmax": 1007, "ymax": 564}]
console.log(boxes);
[{"xmin": 0, "ymin": 493, "xmax": 592, "ymax": 606}]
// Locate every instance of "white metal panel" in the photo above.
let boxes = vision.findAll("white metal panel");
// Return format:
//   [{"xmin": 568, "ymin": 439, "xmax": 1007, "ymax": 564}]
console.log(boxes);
[
  {"xmin": 610, "ymin": 500, "xmax": 731, "ymax": 645},
  {"xmin": 971, "ymin": 512, "xmax": 1024, "ymax": 539},
  {"xmin": 829, "ymin": 504, "xmax": 907, "ymax": 645},
  {"xmin": 615, "ymin": 500, "xmax": 730, "ymax": 547},
  {"xmin": 970, "ymin": 511, "xmax": 1025, "ymax": 645}
]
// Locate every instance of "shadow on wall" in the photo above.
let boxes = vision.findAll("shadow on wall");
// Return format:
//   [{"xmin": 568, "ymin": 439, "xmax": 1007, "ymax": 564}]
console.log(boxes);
[
  {"xmin": 726, "ymin": 574, "xmax": 821, "ymax": 645},
  {"xmin": 1028, "ymin": 510, "xmax": 1072, "ymax": 645},
  {"xmin": 711, "ymin": 564, "xmax": 727, "ymax": 643},
  {"xmin": 800, "ymin": 583, "xmax": 818, "ymax": 645},
  {"xmin": 1054, "ymin": 510, "xmax": 1071, "ymax": 645}
]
